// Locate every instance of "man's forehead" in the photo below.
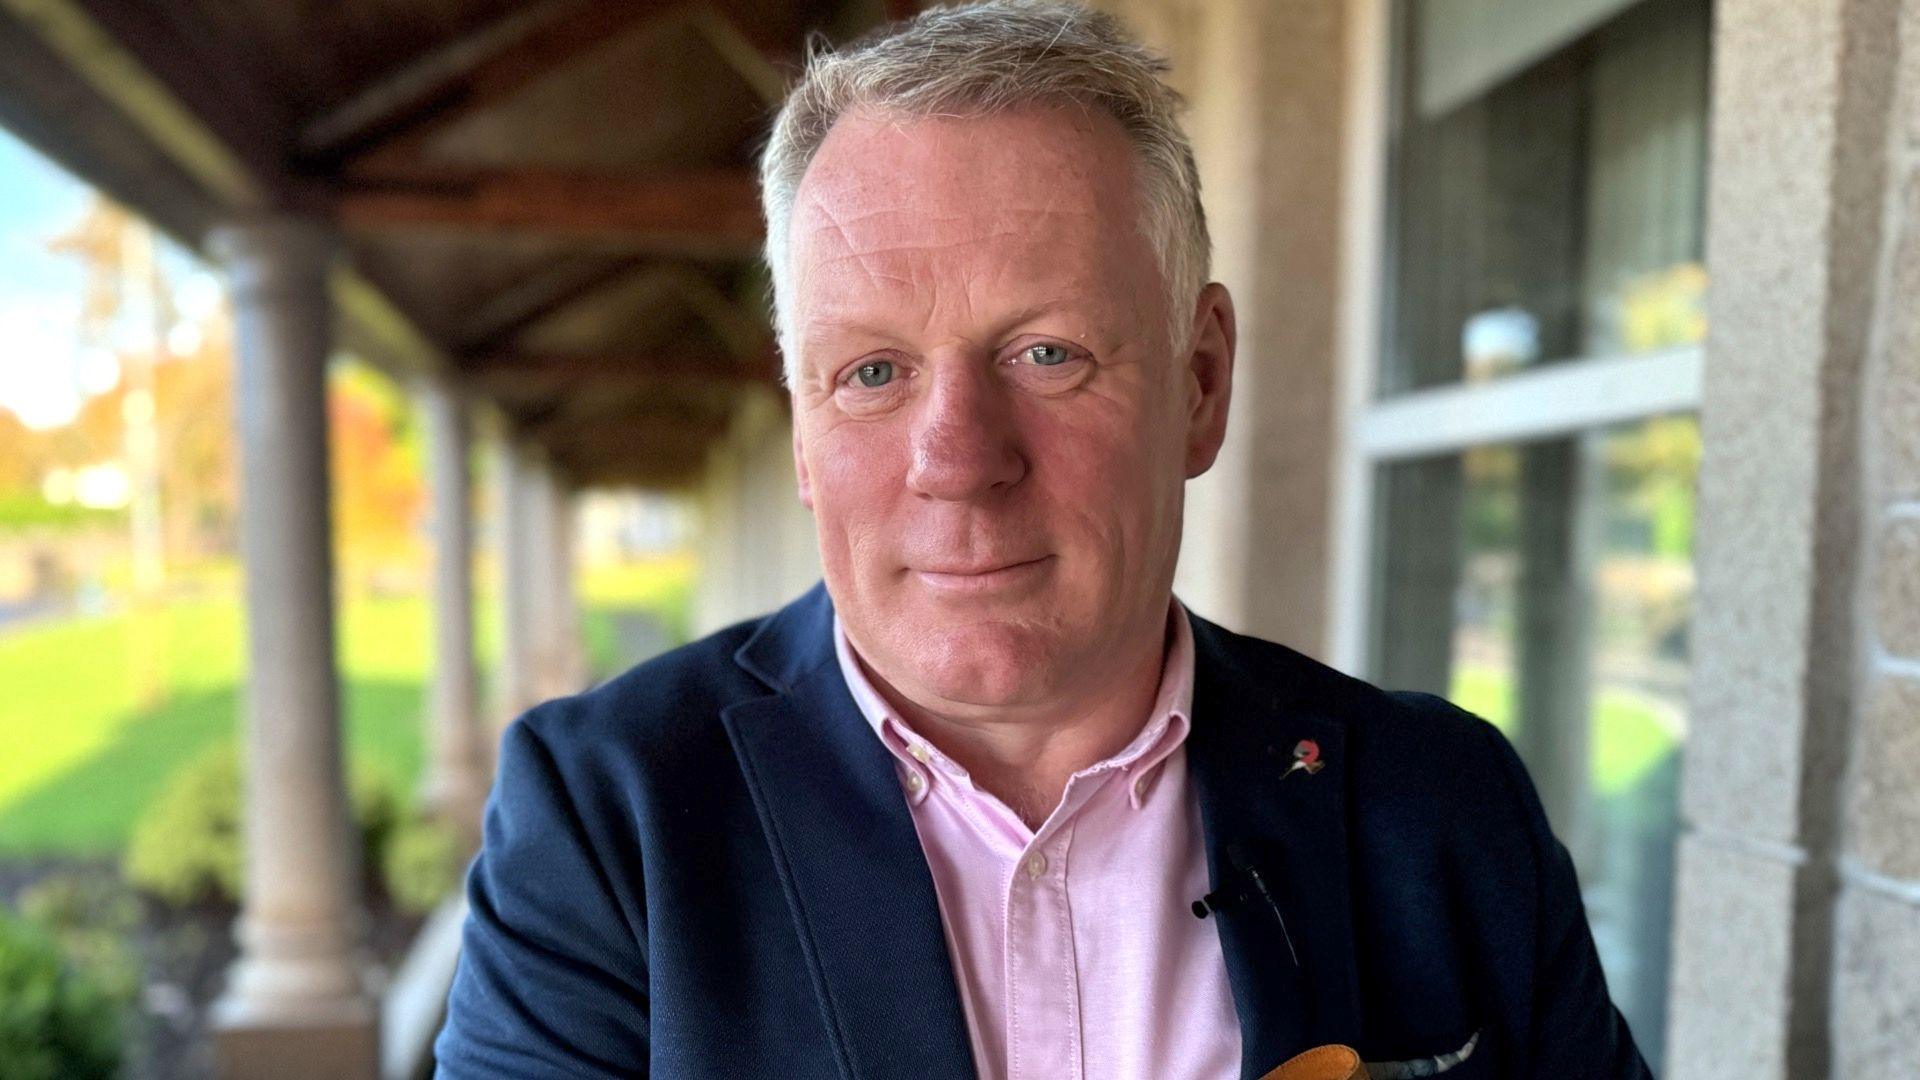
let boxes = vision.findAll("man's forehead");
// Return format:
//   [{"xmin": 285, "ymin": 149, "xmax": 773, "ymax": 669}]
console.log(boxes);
[{"xmin": 790, "ymin": 107, "xmax": 1138, "ymax": 246}]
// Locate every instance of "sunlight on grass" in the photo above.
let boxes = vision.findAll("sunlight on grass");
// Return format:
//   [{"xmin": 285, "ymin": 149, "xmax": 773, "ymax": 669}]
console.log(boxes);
[
  {"xmin": 1449, "ymin": 664, "xmax": 1680, "ymax": 796},
  {"xmin": 0, "ymin": 556, "xmax": 695, "ymax": 856},
  {"xmin": 0, "ymin": 599, "xmax": 240, "ymax": 814},
  {"xmin": 0, "ymin": 596, "xmax": 428, "ymax": 854},
  {"xmin": 579, "ymin": 553, "xmax": 695, "ymax": 641}
]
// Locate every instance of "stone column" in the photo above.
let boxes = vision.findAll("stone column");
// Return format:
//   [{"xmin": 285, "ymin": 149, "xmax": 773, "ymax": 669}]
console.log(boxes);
[
  {"xmin": 1829, "ymin": 0, "xmax": 1920, "ymax": 1070},
  {"xmin": 526, "ymin": 460, "xmax": 585, "ymax": 701},
  {"xmin": 542, "ymin": 474, "xmax": 587, "ymax": 696},
  {"xmin": 494, "ymin": 437, "xmax": 538, "ymax": 723},
  {"xmin": 418, "ymin": 377, "xmax": 488, "ymax": 846},
  {"xmin": 207, "ymin": 218, "xmax": 377, "ymax": 1078},
  {"xmin": 1087, "ymin": 0, "xmax": 1346, "ymax": 655},
  {"xmin": 1171, "ymin": 0, "xmax": 1347, "ymax": 656},
  {"xmin": 1664, "ymin": 0, "xmax": 1909, "ymax": 1074}
]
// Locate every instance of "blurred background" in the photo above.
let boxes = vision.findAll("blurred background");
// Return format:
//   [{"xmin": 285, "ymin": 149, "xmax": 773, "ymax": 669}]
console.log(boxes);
[{"xmin": 0, "ymin": 0, "xmax": 1912, "ymax": 1077}]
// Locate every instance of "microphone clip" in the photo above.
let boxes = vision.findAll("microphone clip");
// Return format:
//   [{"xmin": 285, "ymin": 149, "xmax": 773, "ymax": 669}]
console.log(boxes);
[{"xmin": 1191, "ymin": 841, "xmax": 1301, "ymax": 969}]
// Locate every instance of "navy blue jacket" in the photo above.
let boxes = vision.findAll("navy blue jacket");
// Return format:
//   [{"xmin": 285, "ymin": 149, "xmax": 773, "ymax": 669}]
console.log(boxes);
[{"xmin": 434, "ymin": 583, "xmax": 1652, "ymax": 1079}]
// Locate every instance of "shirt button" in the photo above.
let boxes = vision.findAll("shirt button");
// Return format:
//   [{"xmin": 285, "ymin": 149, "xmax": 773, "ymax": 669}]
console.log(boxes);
[
  {"xmin": 1133, "ymin": 776, "xmax": 1147, "ymax": 800},
  {"xmin": 905, "ymin": 772, "xmax": 925, "ymax": 795},
  {"xmin": 1025, "ymin": 852, "xmax": 1048, "ymax": 879},
  {"xmin": 908, "ymin": 743, "xmax": 930, "ymax": 764}
]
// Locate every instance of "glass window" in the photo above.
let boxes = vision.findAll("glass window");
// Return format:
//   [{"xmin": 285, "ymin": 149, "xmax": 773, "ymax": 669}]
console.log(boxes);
[
  {"xmin": 1365, "ymin": 1, "xmax": 1714, "ymax": 1069},
  {"xmin": 1369, "ymin": 418, "xmax": 1696, "ymax": 1066},
  {"xmin": 1382, "ymin": 0, "xmax": 1710, "ymax": 395}
]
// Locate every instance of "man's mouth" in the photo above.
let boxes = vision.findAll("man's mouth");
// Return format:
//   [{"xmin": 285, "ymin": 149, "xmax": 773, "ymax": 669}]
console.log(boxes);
[{"xmin": 911, "ymin": 555, "xmax": 1053, "ymax": 591}]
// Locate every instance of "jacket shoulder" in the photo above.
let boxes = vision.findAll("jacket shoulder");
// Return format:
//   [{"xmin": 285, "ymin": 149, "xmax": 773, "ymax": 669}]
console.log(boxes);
[
  {"xmin": 1196, "ymin": 617, "xmax": 1533, "ymax": 824},
  {"xmin": 1198, "ymin": 618, "xmax": 1504, "ymax": 759}
]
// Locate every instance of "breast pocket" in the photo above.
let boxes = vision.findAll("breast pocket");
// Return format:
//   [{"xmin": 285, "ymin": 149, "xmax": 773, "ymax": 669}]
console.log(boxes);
[{"xmin": 1363, "ymin": 1026, "xmax": 1487, "ymax": 1078}]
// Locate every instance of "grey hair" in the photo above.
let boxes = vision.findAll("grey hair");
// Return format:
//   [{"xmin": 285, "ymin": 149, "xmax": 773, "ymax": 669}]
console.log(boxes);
[{"xmin": 757, "ymin": 0, "xmax": 1210, "ymax": 385}]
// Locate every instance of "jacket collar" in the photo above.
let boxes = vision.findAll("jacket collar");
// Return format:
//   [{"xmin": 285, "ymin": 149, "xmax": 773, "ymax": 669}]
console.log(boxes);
[
  {"xmin": 1184, "ymin": 612, "xmax": 1365, "ymax": 1074},
  {"xmin": 724, "ymin": 583, "xmax": 1362, "ymax": 1080},
  {"xmin": 723, "ymin": 582, "xmax": 978, "ymax": 1080},
  {"xmin": 732, "ymin": 579, "xmax": 841, "ymax": 692}
]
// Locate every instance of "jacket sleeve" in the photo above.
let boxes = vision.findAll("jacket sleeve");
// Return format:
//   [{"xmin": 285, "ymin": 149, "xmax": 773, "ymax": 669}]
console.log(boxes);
[
  {"xmin": 1478, "ymin": 717, "xmax": 1654, "ymax": 1079},
  {"xmin": 433, "ymin": 709, "xmax": 650, "ymax": 1078}
]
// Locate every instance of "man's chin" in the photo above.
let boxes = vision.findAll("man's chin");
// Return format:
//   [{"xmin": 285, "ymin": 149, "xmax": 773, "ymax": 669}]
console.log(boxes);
[{"xmin": 898, "ymin": 620, "xmax": 1074, "ymax": 708}]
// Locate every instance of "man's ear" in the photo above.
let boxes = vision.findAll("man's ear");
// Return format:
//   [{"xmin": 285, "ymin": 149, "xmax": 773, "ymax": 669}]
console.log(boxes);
[
  {"xmin": 792, "ymin": 416, "xmax": 815, "ymax": 510},
  {"xmin": 1183, "ymin": 282, "xmax": 1236, "ymax": 478}
]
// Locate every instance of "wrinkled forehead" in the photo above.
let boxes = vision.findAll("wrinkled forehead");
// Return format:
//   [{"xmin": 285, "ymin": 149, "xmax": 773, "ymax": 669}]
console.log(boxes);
[{"xmin": 786, "ymin": 106, "xmax": 1155, "ymax": 320}]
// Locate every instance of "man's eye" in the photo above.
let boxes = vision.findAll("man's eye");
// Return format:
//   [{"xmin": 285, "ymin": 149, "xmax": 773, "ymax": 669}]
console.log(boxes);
[
  {"xmin": 853, "ymin": 360, "xmax": 894, "ymax": 387},
  {"xmin": 1022, "ymin": 343, "xmax": 1072, "ymax": 366}
]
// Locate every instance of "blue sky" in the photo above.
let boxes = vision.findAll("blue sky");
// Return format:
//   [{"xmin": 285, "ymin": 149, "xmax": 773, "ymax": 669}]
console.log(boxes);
[
  {"xmin": 0, "ymin": 126, "xmax": 217, "ymax": 431},
  {"xmin": 0, "ymin": 129, "xmax": 99, "ymax": 429}
]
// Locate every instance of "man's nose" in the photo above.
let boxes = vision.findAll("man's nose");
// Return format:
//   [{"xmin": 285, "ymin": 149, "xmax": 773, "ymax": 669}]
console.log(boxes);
[{"xmin": 905, "ymin": 363, "xmax": 1027, "ymax": 501}]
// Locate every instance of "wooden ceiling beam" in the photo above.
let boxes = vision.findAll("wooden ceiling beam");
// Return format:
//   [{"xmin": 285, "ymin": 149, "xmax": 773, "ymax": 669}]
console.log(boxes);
[
  {"xmin": 519, "ymin": 407, "xmax": 731, "ymax": 445},
  {"xmin": 300, "ymin": 0, "xmax": 683, "ymax": 168},
  {"xmin": 0, "ymin": 0, "xmax": 444, "ymax": 377},
  {"xmin": 0, "ymin": 0, "xmax": 269, "ymax": 207},
  {"xmin": 334, "ymin": 166, "xmax": 763, "ymax": 255},
  {"xmin": 552, "ymin": 450, "xmax": 710, "ymax": 491},
  {"xmin": 467, "ymin": 346, "xmax": 779, "ymax": 396},
  {"xmin": 460, "ymin": 254, "xmax": 649, "ymax": 351},
  {"xmin": 517, "ymin": 400, "xmax": 731, "ymax": 488},
  {"xmin": 686, "ymin": 4, "xmax": 792, "ymax": 105},
  {"xmin": 299, "ymin": 0, "xmax": 578, "ymax": 161}
]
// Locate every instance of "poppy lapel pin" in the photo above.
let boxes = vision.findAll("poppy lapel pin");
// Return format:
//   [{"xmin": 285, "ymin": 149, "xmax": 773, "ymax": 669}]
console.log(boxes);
[{"xmin": 1282, "ymin": 738, "xmax": 1324, "ymax": 780}]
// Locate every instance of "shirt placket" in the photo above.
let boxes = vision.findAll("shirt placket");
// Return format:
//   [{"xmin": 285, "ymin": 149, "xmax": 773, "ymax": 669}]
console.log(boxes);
[{"xmin": 1004, "ymin": 795, "xmax": 1089, "ymax": 1080}]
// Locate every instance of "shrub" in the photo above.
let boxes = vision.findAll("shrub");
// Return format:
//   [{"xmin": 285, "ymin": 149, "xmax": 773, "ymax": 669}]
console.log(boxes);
[
  {"xmin": 352, "ymin": 764, "xmax": 407, "ymax": 894},
  {"xmin": 15, "ymin": 875, "xmax": 140, "ymax": 1004},
  {"xmin": 381, "ymin": 816, "xmax": 463, "ymax": 916},
  {"xmin": 123, "ymin": 744, "xmax": 243, "ymax": 907},
  {"xmin": 125, "ymin": 744, "xmax": 464, "ymax": 914},
  {"xmin": 0, "ymin": 907, "xmax": 123, "ymax": 1080}
]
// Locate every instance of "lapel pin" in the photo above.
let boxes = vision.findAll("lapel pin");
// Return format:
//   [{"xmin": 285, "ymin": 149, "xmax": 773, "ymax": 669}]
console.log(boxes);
[{"xmin": 1282, "ymin": 738, "xmax": 1323, "ymax": 779}]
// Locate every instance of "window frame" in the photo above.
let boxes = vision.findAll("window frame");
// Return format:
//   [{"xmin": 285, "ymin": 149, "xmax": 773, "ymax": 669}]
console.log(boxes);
[{"xmin": 1329, "ymin": 0, "xmax": 1708, "ymax": 674}]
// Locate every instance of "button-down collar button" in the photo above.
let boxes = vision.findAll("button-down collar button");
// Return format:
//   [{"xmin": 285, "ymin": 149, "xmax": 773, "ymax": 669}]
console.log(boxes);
[
  {"xmin": 1132, "ymin": 776, "xmax": 1148, "ymax": 801},
  {"xmin": 908, "ymin": 742, "xmax": 931, "ymax": 764},
  {"xmin": 1025, "ymin": 852, "xmax": 1048, "ymax": 879},
  {"xmin": 905, "ymin": 771, "xmax": 925, "ymax": 795}
]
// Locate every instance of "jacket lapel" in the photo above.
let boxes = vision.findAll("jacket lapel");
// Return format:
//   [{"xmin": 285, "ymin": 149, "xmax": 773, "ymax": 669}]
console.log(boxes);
[
  {"xmin": 1186, "ymin": 612, "xmax": 1365, "ymax": 1079},
  {"xmin": 721, "ymin": 584, "xmax": 977, "ymax": 1080}
]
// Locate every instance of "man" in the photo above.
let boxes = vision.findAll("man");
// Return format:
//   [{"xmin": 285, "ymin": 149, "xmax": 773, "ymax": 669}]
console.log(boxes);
[{"xmin": 435, "ymin": 3, "xmax": 1653, "ymax": 1078}]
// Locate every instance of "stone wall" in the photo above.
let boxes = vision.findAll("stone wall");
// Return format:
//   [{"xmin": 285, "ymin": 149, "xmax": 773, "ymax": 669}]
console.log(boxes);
[
  {"xmin": 1832, "ymin": 0, "xmax": 1920, "ymax": 1067},
  {"xmin": 1092, "ymin": 0, "xmax": 1349, "ymax": 659},
  {"xmin": 1667, "ymin": 0, "xmax": 1920, "ymax": 1073}
]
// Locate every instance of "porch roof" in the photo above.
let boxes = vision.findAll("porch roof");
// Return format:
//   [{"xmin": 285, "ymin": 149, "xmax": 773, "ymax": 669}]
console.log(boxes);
[{"xmin": 0, "ymin": 0, "xmax": 912, "ymax": 486}]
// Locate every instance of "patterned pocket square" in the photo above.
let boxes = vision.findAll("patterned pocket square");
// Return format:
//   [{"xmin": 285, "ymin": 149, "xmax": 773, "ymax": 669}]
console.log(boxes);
[{"xmin": 1364, "ymin": 1028, "xmax": 1482, "ymax": 1078}]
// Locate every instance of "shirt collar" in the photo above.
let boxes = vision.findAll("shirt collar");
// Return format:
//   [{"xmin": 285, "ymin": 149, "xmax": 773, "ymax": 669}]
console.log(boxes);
[{"xmin": 831, "ymin": 598, "xmax": 1196, "ymax": 810}]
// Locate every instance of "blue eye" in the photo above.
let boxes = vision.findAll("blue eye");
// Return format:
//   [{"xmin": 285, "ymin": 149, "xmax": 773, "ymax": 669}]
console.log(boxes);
[
  {"xmin": 1024, "ymin": 343, "xmax": 1071, "ymax": 366},
  {"xmin": 854, "ymin": 360, "xmax": 894, "ymax": 387}
]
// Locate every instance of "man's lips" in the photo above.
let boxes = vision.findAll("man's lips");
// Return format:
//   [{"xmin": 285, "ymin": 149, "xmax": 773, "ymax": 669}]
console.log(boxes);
[{"xmin": 910, "ymin": 555, "xmax": 1053, "ymax": 590}]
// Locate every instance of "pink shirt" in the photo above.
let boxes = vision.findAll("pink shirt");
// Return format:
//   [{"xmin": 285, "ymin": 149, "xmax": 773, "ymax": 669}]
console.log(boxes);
[{"xmin": 832, "ymin": 600, "xmax": 1242, "ymax": 1080}]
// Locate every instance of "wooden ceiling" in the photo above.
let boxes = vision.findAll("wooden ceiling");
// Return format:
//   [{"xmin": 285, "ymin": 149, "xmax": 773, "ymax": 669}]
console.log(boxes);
[{"xmin": 0, "ymin": 0, "xmax": 917, "ymax": 488}]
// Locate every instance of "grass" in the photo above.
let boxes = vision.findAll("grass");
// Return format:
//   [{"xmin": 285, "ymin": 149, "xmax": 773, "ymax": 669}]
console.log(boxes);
[
  {"xmin": 0, "ymin": 556, "xmax": 691, "ymax": 856},
  {"xmin": 1449, "ymin": 664, "xmax": 1681, "ymax": 797}
]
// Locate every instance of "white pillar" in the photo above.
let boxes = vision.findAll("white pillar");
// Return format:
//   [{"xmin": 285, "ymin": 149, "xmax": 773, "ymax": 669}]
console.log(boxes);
[
  {"xmin": 418, "ymin": 377, "xmax": 488, "ymax": 846},
  {"xmin": 495, "ymin": 437, "xmax": 539, "ymax": 723},
  {"xmin": 542, "ymin": 476, "xmax": 587, "ymax": 695},
  {"xmin": 208, "ymin": 218, "xmax": 377, "ymax": 1077},
  {"xmin": 526, "ymin": 459, "xmax": 584, "ymax": 701}
]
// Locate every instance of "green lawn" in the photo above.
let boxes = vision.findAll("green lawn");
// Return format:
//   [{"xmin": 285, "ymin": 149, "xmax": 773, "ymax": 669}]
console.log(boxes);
[
  {"xmin": 0, "ymin": 558, "xmax": 691, "ymax": 856},
  {"xmin": 1449, "ymin": 664, "xmax": 1681, "ymax": 796}
]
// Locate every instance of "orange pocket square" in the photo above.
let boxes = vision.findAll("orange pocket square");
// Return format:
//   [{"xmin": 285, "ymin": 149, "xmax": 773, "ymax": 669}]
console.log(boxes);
[{"xmin": 1259, "ymin": 1044, "xmax": 1369, "ymax": 1080}]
